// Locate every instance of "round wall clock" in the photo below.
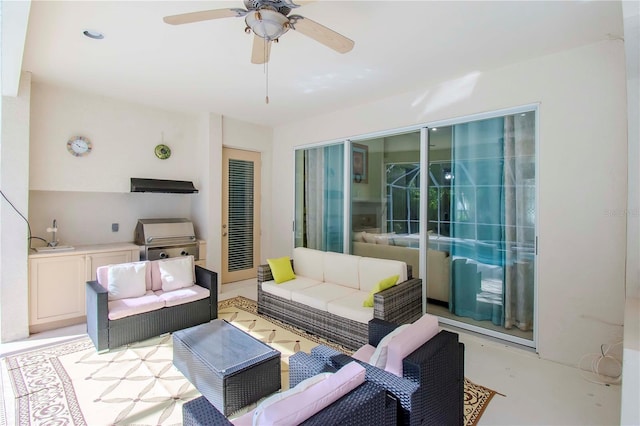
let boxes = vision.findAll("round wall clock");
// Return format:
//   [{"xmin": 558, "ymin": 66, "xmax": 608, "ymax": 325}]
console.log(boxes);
[
  {"xmin": 155, "ymin": 144, "xmax": 171, "ymax": 160},
  {"xmin": 67, "ymin": 136, "xmax": 92, "ymax": 157}
]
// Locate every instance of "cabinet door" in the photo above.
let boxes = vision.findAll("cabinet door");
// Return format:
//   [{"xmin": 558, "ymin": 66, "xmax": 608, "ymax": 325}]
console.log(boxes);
[
  {"xmin": 86, "ymin": 250, "xmax": 136, "ymax": 281},
  {"xmin": 29, "ymin": 256, "xmax": 86, "ymax": 324}
]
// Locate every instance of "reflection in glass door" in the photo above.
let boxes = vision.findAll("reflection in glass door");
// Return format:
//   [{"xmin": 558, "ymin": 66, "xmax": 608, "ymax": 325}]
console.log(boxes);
[
  {"xmin": 350, "ymin": 132, "xmax": 422, "ymax": 279},
  {"xmin": 427, "ymin": 110, "xmax": 536, "ymax": 345}
]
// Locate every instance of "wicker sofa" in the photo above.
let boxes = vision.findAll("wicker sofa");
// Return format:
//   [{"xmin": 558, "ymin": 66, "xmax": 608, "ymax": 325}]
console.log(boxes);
[
  {"xmin": 300, "ymin": 318, "xmax": 465, "ymax": 426},
  {"xmin": 86, "ymin": 257, "xmax": 218, "ymax": 352},
  {"xmin": 257, "ymin": 247, "xmax": 422, "ymax": 350}
]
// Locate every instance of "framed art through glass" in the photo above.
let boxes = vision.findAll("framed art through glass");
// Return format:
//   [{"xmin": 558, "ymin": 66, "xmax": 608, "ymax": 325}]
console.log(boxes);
[{"xmin": 352, "ymin": 143, "xmax": 368, "ymax": 183}]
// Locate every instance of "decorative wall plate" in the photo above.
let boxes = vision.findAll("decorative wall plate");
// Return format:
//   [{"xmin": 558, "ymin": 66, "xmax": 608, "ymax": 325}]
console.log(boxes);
[
  {"xmin": 155, "ymin": 144, "xmax": 171, "ymax": 160},
  {"xmin": 67, "ymin": 136, "xmax": 92, "ymax": 157}
]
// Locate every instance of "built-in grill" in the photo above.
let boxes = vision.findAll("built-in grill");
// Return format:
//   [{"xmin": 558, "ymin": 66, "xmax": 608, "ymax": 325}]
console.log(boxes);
[{"xmin": 134, "ymin": 218, "xmax": 199, "ymax": 261}]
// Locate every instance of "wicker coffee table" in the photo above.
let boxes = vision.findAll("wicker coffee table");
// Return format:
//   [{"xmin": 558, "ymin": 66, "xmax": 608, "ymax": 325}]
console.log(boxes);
[{"xmin": 173, "ymin": 319, "xmax": 281, "ymax": 416}]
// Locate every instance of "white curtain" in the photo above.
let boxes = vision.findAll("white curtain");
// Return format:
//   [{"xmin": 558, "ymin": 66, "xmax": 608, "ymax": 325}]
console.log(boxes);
[
  {"xmin": 304, "ymin": 149, "xmax": 326, "ymax": 249},
  {"xmin": 503, "ymin": 115, "xmax": 535, "ymax": 331}
]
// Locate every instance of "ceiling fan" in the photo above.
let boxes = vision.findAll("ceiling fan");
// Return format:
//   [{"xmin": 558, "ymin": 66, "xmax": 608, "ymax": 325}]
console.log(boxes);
[{"xmin": 163, "ymin": 0, "xmax": 355, "ymax": 64}]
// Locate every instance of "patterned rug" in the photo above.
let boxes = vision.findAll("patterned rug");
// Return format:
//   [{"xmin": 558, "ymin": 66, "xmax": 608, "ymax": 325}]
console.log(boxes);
[{"xmin": 0, "ymin": 296, "xmax": 499, "ymax": 425}]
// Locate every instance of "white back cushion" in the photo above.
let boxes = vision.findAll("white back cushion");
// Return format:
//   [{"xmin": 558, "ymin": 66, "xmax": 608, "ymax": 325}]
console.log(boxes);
[
  {"xmin": 323, "ymin": 251, "xmax": 361, "ymax": 289},
  {"xmin": 368, "ymin": 324, "xmax": 411, "ymax": 368},
  {"xmin": 157, "ymin": 256, "xmax": 195, "ymax": 291},
  {"xmin": 107, "ymin": 261, "xmax": 149, "ymax": 301},
  {"xmin": 358, "ymin": 257, "xmax": 407, "ymax": 292},
  {"xmin": 292, "ymin": 247, "xmax": 325, "ymax": 282}
]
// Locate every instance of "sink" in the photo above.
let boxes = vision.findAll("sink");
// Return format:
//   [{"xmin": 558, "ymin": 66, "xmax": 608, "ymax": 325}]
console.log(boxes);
[{"xmin": 35, "ymin": 245, "xmax": 75, "ymax": 253}]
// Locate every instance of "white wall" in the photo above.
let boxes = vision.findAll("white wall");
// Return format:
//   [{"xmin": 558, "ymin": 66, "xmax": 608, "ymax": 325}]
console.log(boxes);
[
  {"xmin": 28, "ymin": 82, "xmax": 203, "ymax": 245},
  {"xmin": 30, "ymin": 82, "xmax": 200, "ymax": 193},
  {"xmin": 271, "ymin": 40, "xmax": 628, "ymax": 367},
  {"xmin": 0, "ymin": 72, "xmax": 31, "ymax": 342},
  {"xmin": 191, "ymin": 113, "xmax": 223, "ymax": 277},
  {"xmin": 28, "ymin": 191, "xmax": 194, "ymax": 246}
]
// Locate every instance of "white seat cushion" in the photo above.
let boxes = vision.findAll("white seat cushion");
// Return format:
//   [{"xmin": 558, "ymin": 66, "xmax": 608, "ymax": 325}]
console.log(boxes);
[
  {"xmin": 261, "ymin": 277, "xmax": 322, "ymax": 300},
  {"xmin": 326, "ymin": 291, "xmax": 374, "ymax": 324},
  {"xmin": 107, "ymin": 291, "xmax": 165, "ymax": 320},
  {"xmin": 292, "ymin": 247, "xmax": 325, "ymax": 282},
  {"xmin": 358, "ymin": 257, "xmax": 407, "ymax": 293},
  {"xmin": 290, "ymin": 283, "xmax": 358, "ymax": 312},
  {"xmin": 323, "ymin": 251, "xmax": 361, "ymax": 289},
  {"xmin": 154, "ymin": 285, "xmax": 209, "ymax": 307}
]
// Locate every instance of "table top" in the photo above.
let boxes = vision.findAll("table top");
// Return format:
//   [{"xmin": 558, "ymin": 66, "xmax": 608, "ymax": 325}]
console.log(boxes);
[{"xmin": 173, "ymin": 319, "xmax": 280, "ymax": 376}]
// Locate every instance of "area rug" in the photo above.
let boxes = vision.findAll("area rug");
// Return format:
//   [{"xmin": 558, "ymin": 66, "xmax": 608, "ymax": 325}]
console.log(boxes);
[{"xmin": 0, "ymin": 296, "xmax": 499, "ymax": 425}]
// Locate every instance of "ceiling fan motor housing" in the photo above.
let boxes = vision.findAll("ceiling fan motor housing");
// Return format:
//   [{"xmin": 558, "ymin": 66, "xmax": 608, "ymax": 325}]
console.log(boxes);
[{"xmin": 244, "ymin": 0, "xmax": 292, "ymax": 16}]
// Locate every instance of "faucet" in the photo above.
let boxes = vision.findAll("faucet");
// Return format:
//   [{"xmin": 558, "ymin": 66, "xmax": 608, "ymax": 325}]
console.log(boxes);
[{"xmin": 48, "ymin": 219, "xmax": 59, "ymax": 247}]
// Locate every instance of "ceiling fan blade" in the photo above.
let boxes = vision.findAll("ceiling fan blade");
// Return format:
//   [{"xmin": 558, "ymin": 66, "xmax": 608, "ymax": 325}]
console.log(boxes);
[
  {"xmin": 251, "ymin": 35, "xmax": 272, "ymax": 64},
  {"xmin": 283, "ymin": 0, "xmax": 316, "ymax": 7},
  {"xmin": 163, "ymin": 8, "xmax": 245, "ymax": 25},
  {"xmin": 288, "ymin": 15, "xmax": 354, "ymax": 54}
]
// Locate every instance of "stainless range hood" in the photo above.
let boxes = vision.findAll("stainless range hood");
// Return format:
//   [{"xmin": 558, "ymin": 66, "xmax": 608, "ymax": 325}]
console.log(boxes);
[{"xmin": 130, "ymin": 178, "xmax": 198, "ymax": 194}]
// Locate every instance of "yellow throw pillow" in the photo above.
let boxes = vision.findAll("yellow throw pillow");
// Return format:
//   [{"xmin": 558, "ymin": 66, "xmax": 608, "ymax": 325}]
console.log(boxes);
[
  {"xmin": 267, "ymin": 256, "xmax": 296, "ymax": 284},
  {"xmin": 363, "ymin": 275, "xmax": 399, "ymax": 307}
]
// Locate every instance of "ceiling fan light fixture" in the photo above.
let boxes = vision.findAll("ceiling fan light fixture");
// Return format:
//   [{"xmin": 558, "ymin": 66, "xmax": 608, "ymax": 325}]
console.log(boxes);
[{"xmin": 245, "ymin": 9, "xmax": 289, "ymax": 41}]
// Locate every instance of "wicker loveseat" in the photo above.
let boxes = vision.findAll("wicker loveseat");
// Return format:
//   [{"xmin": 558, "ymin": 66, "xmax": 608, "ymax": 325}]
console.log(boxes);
[
  {"xmin": 86, "ymin": 257, "xmax": 218, "ymax": 352},
  {"xmin": 257, "ymin": 247, "xmax": 422, "ymax": 350}
]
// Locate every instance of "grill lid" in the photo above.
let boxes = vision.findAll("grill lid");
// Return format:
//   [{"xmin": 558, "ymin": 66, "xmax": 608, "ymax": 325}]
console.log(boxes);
[{"xmin": 134, "ymin": 218, "xmax": 197, "ymax": 246}]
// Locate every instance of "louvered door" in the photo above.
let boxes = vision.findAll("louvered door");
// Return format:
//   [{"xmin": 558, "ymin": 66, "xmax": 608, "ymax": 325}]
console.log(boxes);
[{"xmin": 222, "ymin": 147, "xmax": 261, "ymax": 283}]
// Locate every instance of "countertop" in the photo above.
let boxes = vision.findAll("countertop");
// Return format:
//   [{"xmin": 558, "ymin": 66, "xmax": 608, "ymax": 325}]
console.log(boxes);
[{"xmin": 28, "ymin": 242, "xmax": 141, "ymax": 258}]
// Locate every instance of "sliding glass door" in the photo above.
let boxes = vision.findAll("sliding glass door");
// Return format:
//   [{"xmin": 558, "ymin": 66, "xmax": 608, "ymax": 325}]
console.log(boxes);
[
  {"xmin": 427, "ymin": 109, "xmax": 536, "ymax": 344},
  {"xmin": 293, "ymin": 106, "xmax": 537, "ymax": 346},
  {"xmin": 294, "ymin": 144, "xmax": 345, "ymax": 252}
]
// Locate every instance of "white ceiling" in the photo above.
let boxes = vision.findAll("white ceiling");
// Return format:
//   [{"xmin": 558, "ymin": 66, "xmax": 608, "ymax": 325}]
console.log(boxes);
[{"xmin": 20, "ymin": 0, "xmax": 624, "ymax": 127}]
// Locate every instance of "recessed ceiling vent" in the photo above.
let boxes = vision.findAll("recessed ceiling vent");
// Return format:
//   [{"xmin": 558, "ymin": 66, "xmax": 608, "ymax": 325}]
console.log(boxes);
[{"xmin": 130, "ymin": 178, "xmax": 199, "ymax": 194}]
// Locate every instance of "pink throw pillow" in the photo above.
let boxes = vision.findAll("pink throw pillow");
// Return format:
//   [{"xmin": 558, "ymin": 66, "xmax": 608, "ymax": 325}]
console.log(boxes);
[
  {"xmin": 255, "ymin": 361, "xmax": 365, "ymax": 425},
  {"xmin": 385, "ymin": 314, "xmax": 439, "ymax": 377},
  {"xmin": 351, "ymin": 344, "xmax": 376, "ymax": 363}
]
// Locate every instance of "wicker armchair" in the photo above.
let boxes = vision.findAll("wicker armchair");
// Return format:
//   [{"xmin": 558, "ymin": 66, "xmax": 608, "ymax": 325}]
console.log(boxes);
[
  {"xmin": 303, "ymin": 318, "xmax": 465, "ymax": 426},
  {"xmin": 182, "ymin": 380, "xmax": 390, "ymax": 426},
  {"xmin": 289, "ymin": 351, "xmax": 398, "ymax": 426}
]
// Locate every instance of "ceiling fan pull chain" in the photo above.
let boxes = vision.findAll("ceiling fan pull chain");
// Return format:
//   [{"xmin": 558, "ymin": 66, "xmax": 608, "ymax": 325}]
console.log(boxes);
[
  {"xmin": 265, "ymin": 62, "xmax": 270, "ymax": 104},
  {"xmin": 265, "ymin": 40, "xmax": 269, "ymax": 104}
]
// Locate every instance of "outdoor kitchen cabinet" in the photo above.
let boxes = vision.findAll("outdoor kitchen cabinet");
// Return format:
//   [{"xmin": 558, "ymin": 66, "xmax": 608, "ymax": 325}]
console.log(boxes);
[
  {"xmin": 28, "ymin": 243, "xmax": 140, "ymax": 333},
  {"xmin": 196, "ymin": 240, "xmax": 207, "ymax": 267}
]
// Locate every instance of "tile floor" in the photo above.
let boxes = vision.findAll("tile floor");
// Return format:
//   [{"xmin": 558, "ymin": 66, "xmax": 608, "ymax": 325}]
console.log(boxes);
[{"xmin": 0, "ymin": 279, "xmax": 622, "ymax": 425}]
